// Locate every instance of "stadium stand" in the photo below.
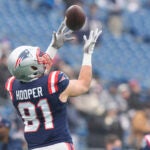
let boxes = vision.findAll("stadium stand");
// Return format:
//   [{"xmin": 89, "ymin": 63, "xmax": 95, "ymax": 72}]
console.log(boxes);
[{"xmin": 0, "ymin": 0, "xmax": 150, "ymax": 87}]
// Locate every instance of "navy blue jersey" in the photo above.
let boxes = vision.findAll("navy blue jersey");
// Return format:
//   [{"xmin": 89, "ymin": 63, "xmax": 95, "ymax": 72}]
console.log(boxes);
[{"xmin": 5, "ymin": 71, "xmax": 72, "ymax": 149}]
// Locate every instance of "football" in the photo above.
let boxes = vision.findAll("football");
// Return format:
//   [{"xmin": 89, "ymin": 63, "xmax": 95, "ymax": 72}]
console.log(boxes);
[{"xmin": 65, "ymin": 5, "xmax": 86, "ymax": 31}]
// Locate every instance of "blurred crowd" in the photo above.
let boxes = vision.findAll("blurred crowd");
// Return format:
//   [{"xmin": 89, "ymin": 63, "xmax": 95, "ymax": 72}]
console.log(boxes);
[
  {"xmin": 0, "ymin": 0, "xmax": 150, "ymax": 150},
  {"xmin": 51, "ymin": 54, "xmax": 150, "ymax": 150}
]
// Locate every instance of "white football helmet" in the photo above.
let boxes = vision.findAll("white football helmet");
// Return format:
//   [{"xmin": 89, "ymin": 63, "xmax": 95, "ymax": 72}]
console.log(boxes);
[{"xmin": 7, "ymin": 46, "xmax": 48, "ymax": 82}]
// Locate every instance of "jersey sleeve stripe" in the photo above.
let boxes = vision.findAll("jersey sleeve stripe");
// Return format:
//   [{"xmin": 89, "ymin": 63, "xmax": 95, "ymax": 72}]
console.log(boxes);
[
  {"xmin": 54, "ymin": 71, "xmax": 60, "ymax": 92},
  {"xmin": 51, "ymin": 71, "xmax": 57, "ymax": 93},
  {"xmin": 48, "ymin": 71, "xmax": 60, "ymax": 94},
  {"xmin": 5, "ymin": 76, "xmax": 15, "ymax": 91},
  {"xmin": 48, "ymin": 72, "xmax": 53, "ymax": 94},
  {"xmin": 5, "ymin": 76, "xmax": 15, "ymax": 101}
]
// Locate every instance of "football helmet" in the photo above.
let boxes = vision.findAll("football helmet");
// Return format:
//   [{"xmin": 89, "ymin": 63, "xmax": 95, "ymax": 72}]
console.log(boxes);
[{"xmin": 7, "ymin": 46, "xmax": 51, "ymax": 82}]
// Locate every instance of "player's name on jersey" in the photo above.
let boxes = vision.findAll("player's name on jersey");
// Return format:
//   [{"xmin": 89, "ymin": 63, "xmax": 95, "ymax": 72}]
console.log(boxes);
[{"xmin": 16, "ymin": 87, "xmax": 43, "ymax": 100}]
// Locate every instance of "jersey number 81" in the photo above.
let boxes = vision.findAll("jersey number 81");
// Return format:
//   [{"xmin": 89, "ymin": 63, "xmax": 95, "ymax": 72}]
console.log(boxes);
[{"xmin": 18, "ymin": 99, "xmax": 54, "ymax": 132}]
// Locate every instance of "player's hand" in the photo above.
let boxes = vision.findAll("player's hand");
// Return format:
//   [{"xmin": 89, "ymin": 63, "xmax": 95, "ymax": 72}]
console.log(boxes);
[
  {"xmin": 50, "ymin": 18, "xmax": 75, "ymax": 49},
  {"xmin": 83, "ymin": 28, "xmax": 102, "ymax": 54}
]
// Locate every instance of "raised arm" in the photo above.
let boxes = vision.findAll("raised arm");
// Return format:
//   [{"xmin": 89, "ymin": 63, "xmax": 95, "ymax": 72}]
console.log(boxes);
[
  {"xmin": 46, "ymin": 18, "xmax": 74, "ymax": 58},
  {"xmin": 59, "ymin": 28, "xmax": 102, "ymax": 102},
  {"xmin": 45, "ymin": 18, "xmax": 74, "ymax": 73}
]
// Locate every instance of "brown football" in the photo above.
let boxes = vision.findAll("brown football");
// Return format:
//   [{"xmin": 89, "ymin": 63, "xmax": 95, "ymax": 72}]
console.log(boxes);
[{"xmin": 65, "ymin": 5, "xmax": 86, "ymax": 31}]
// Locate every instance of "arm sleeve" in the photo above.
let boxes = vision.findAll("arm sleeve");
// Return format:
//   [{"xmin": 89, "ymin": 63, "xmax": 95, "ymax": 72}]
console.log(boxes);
[
  {"xmin": 5, "ymin": 76, "xmax": 15, "ymax": 100},
  {"xmin": 57, "ymin": 71, "xmax": 69, "ymax": 93},
  {"xmin": 47, "ymin": 71, "xmax": 69, "ymax": 94}
]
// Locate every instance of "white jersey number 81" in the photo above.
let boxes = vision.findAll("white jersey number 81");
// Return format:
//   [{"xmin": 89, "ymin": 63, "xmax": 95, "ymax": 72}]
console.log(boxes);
[{"xmin": 18, "ymin": 98, "xmax": 54, "ymax": 132}]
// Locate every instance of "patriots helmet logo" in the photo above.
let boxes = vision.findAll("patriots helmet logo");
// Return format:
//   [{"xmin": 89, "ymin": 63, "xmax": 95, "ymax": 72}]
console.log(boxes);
[{"xmin": 15, "ymin": 49, "xmax": 32, "ymax": 68}]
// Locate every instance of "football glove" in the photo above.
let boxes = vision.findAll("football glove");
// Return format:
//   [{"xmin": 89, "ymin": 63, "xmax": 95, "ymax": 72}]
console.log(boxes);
[
  {"xmin": 50, "ymin": 18, "xmax": 75, "ymax": 49},
  {"xmin": 83, "ymin": 28, "xmax": 102, "ymax": 54}
]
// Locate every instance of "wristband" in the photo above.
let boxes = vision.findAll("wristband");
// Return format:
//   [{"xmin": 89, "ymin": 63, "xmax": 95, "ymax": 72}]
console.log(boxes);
[
  {"xmin": 82, "ymin": 53, "xmax": 92, "ymax": 66},
  {"xmin": 45, "ymin": 45, "xmax": 57, "ymax": 59}
]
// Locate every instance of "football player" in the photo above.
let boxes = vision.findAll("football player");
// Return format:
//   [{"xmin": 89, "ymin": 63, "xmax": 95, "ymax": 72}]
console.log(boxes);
[{"xmin": 5, "ymin": 19, "xmax": 102, "ymax": 150}]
